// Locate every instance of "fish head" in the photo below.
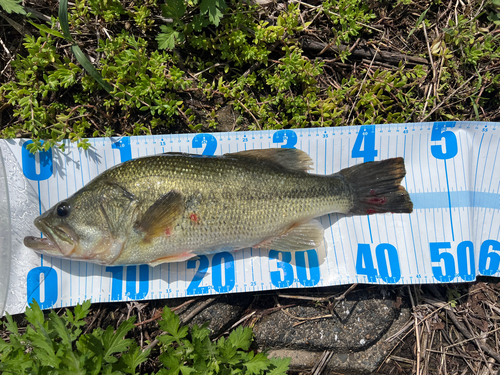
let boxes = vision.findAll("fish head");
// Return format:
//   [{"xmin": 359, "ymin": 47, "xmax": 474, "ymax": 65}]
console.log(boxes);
[{"xmin": 24, "ymin": 182, "xmax": 136, "ymax": 264}]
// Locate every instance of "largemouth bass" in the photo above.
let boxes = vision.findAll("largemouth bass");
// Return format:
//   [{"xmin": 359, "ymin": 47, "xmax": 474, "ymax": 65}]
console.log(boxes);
[{"xmin": 24, "ymin": 148, "xmax": 413, "ymax": 266}]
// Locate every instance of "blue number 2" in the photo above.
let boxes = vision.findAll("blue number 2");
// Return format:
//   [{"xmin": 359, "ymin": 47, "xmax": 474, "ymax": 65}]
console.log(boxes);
[
  {"xmin": 192, "ymin": 134, "xmax": 217, "ymax": 155},
  {"xmin": 186, "ymin": 256, "xmax": 210, "ymax": 295}
]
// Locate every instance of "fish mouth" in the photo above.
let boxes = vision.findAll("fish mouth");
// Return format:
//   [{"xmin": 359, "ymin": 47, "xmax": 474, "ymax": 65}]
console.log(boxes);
[
  {"xmin": 24, "ymin": 219, "xmax": 77, "ymax": 256},
  {"xmin": 24, "ymin": 236, "xmax": 59, "ymax": 253}
]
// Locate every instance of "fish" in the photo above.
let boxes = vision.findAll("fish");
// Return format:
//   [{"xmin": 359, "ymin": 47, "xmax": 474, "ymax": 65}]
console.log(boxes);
[{"xmin": 24, "ymin": 148, "xmax": 413, "ymax": 266}]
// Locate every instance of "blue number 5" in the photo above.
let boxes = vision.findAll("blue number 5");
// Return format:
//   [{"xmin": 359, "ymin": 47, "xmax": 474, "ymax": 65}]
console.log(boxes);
[
  {"xmin": 430, "ymin": 242, "xmax": 455, "ymax": 282},
  {"xmin": 431, "ymin": 122, "xmax": 457, "ymax": 159}
]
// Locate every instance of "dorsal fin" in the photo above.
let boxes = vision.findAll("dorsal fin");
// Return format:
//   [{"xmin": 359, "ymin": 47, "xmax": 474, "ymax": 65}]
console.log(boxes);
[{"xmin": 226, "ymin": 148, "xmax": 313, "ymax": 172}]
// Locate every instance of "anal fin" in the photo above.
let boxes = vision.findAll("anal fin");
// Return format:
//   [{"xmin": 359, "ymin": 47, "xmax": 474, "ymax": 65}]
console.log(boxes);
[
  {"xmin": 256, "ymin": 220, "xmax": 325, "ymax": 251},
  {"xmin": 148, "ymin": 251, "xmax": 196, "ymax": 267}
]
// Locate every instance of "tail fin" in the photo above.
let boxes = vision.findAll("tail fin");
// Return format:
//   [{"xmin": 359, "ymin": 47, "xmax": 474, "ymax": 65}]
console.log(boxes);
[{"xmin": 339, "ymin": 157, "xmax": 413, "ymax": 215}]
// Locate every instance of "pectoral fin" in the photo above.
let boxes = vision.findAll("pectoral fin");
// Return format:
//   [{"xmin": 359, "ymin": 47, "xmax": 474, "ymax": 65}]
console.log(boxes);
[
  {"xmin": 256, "ymin": 220, "xmax": 325, "ymax": 251},
  {"xmin": 134, "ymin": 191, "xmax": 184, "ymax": 241}
]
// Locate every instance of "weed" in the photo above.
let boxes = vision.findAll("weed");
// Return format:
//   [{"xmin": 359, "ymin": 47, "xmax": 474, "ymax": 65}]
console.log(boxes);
[
  {"xmin": 0, "ymin": 301, "xmax": 289, "ymax": 374},
  {"xmin": 1, "ymin": 0, "xmax": 500, "ymax": 151}
]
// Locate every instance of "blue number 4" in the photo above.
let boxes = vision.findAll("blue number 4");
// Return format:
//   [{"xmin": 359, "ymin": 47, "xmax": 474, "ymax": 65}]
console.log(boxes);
[{"xmin": 352, "ymin": 125, "xmax": 378, "ymax": 162}]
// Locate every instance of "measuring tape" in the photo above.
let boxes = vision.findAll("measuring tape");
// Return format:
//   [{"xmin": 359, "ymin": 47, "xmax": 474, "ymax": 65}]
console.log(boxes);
[{"xmin": 1, "ymin": 121, "xmax": 499, "ymax": 314}]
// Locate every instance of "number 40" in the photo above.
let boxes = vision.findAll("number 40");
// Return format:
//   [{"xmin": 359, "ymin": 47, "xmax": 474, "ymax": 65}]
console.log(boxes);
[{"xmin": 356, "ymin": 243, "xmax": 401, "ymax": 283}]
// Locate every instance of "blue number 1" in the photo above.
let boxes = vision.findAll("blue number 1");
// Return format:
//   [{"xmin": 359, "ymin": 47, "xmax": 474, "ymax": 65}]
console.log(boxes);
[
  {"xmin": 111, "ymin": 137, "xmax": 132, "ymax": 162},
  {"xmin": 352, "ymin": 125, "xmax": 378, "ymax": 162},
  {"xmin": 22, "ymin": 141, "xmax": 53, "ymax": 181}
]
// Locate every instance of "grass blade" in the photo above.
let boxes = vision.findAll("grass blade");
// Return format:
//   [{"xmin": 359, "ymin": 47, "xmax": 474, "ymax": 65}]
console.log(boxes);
[
  {"xmin": 58, "ymin": 0, "xmax": 73, "ymax": 41},
  {"xmin": 408, "ymin": 7, "xmax": 429, "ymax": 39},
  {"xmin": 71, "ymin": 45, "xmax": 113, "ymax": 93},
  {"xmin": 28, "ymin": 20, "xmax": 65, "ymax": 39},
  {"xmin": 58, "ymin": 0, "xmax": 113, "ymax": 94}
]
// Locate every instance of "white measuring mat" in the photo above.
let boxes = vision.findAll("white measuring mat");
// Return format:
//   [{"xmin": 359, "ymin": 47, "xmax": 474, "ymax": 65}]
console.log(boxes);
[{"xmin": 1, "ymin": 121, "xmax": 499, "ymax": 315}]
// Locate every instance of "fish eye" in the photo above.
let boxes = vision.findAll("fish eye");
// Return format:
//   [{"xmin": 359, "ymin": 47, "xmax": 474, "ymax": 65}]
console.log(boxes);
[{"xmin": 56, "ymin": 202, "xmax": 71, "ymax": 218}]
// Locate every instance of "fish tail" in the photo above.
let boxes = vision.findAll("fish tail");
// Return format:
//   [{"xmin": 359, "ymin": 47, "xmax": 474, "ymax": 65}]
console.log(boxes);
[{"xmin": 339, "ymin": 157, "xmax": 413, "ymax": 215}]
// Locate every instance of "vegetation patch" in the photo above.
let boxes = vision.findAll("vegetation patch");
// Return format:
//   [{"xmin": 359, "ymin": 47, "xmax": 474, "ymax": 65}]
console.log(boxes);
[
  {"xmin": 0, "ymin": 0, "xmax": 499, "ymax": 152},
  {"xmin": 0, "ymin": 300, "xmax": 289, "ymax": 374}
]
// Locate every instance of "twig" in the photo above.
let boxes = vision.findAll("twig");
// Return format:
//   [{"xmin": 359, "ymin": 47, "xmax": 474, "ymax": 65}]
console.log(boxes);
[
  {"xmin": 311, "ymin": 350, "xmax": 334, "ymax": 375},
  {"xmin": 83, "ymin": 307, "xmax": 103, "ymax": 334},
  {"xmin": 420, "ymin": 83, "xmax": 433, "ymax": 122},
  {"xmin": 243, "ymin": 41, "xmax": 280, "ymax": 77},
  {"xmin": 303, "ymin": 5, "xmax": 323, "ymax": 31},
  {"xmin": 136, "ymin": 295, "xmax": 200, "ymax": 327},
  {"xmin": 389, "ymin": 355, "xmax": 415, "ymax": 365},
  {"xmin": 444, "ymin": 326, "xmax": 500, "ymax": 349},
  {"xmin": 0, "ymin": 36, "xmax": 12, "ymax": 60},
  {"xmin": 446, "ymin": 309, "xmax": 500, "ymax": 364},
  {"xmin": 426, "ymin": 349, "xmax": 479, "ymax": 362},
  {"xmin": 335, "ymin": 283, "xmax": 358, "ymax": 301},
  {"xmin": 180, "ymin": 297, "xmax": 217, "ymax": 325},
  {"xmin": 346, "ymin": 48, "xmax": 378, "ymax": 124},
  {"xmin": 422, "ymin": 21, "xmax": 436, "ymax": 82},
  {"xmin": 193, "ymin": 63, "xmax": 228, "ymax": 77},
  {"xmin": 464, "ymin": 318, "xmax": 495, "ymax": 375},
  {"xmin": 421, "ymin": 75, "xmax": 476, "ymax": 122},
  {"xmin": 235, "ymin": 99, "xmax": 261, "ymax": 129},
  {"xmin": 292, "ymin": 314, "xmax": 333, "ymax": 327},
  {"xmin": 222, "ymin": 311, "xmax": 256, "ymax": 332},
  {"xmin": 142, "ymin": 297, "xmax": 216, "ymax": 353}
]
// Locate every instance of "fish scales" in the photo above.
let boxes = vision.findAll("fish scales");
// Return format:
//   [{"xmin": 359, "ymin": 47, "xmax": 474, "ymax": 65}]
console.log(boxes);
[
  {"xmin": 102, "ymin": 154, "xmax": 350, "ymax": 264},
  {"xmin": 24, "ymin": 149, "xmax": 413, "ymax": 266}
]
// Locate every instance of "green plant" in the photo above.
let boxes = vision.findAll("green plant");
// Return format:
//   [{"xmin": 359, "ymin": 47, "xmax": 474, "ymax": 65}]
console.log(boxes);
[
  {"xmin": 443, "ymin": 14, "xmax": 500, "ymax": 66},
  {"xmin": 0, "ymin": 300, "xmax": 149, "ymax": 374},
  {"xmin": 2, "ymin": 0, "xmax": 499, "ymax": 151},
  {"xmin": 487, "ymin": 0, "xmax": 500, "ymax": 25},
  {"xmin": 87, "ymin": 0, "xmax": 126, "ymax": 22},
  {"xmin": 0, "ymin": 31, "xmax": 88, "ymax": 152},
  {"xmin": 156, "ymin": 307, "xmax": 290, "ymax": 374},
  {"xmin": 0, "ymin": 0, "xmax": 25, "ymax": 14},
  {"xmin": 0, "ymin": 301, "xmax": 289, "ymax": 374},
  {"xmin": 446, "ymin": 287, "xmax": 461, "ymax": 308},
  {"xmin": 322, "ymin": 0, "xmax": 375, "ymax": 60}
]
